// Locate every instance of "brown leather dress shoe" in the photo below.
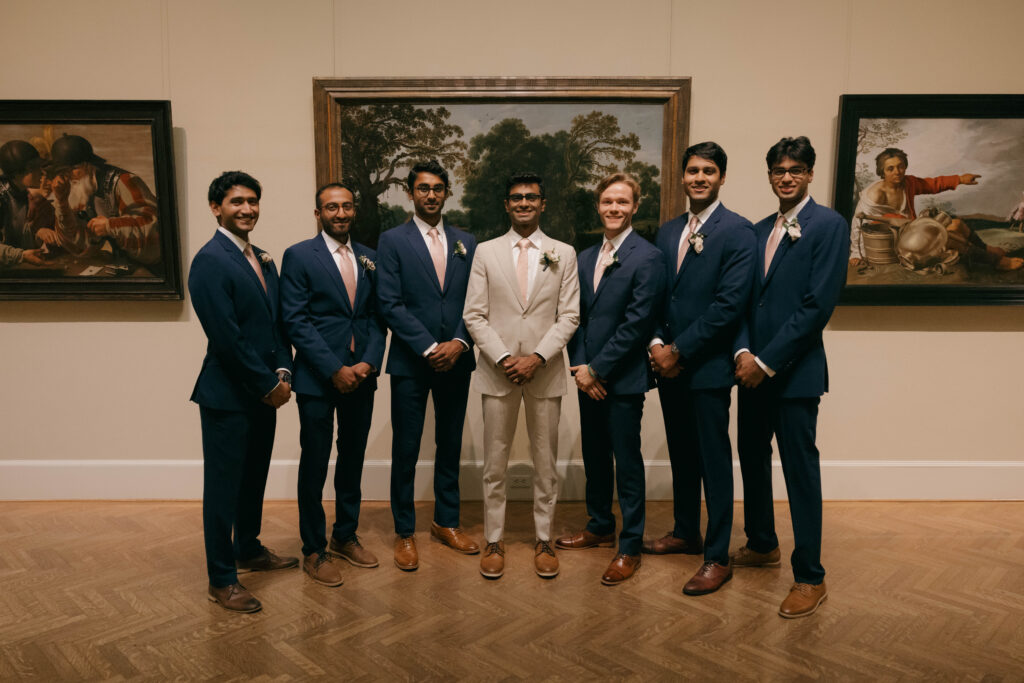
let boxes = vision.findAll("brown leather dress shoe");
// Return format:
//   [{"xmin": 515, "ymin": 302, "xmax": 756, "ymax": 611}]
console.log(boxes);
[
  {"xmin": 779, "ymin": 582, "xmax": 828, "ymax": 618},
  {"xmin": 601, "ymin": 553, "xmax": 640, "ymax": 586},
  {"xmin": 479, "ymin": 541, "xmax": 505, "ymax": 579},
  {"xmin": 682, "ymin": 561, "xmax": 732, "ymax": 596},
  {"xmin": 554, "ymin": 529, "xmax": 615, "ymax": 550},
  {"xmin": 303, "ymin": 552, "xmax": 344, "ymax": 587},
  {"xmin": 394, "ymin": 535, "xmax": 419, "ymax": 571},
  {"xmin": 534, "ymin": 540, "xmax": 559, "ymax": 578},
  {"xmin": 236, "ymin": 546, "xmax": 299, "ymax": 573},
  {"xmin": 730, "ymin": 545, "xmax": 782, "ymax": 568},
  {"xmin": 641, "ymin": 532, "xmax": 703, "ymax": 555},
  {"xmin": 330, "ymin": 536, "xmax": 379, "ymax": 568},
  {"xmin": 207, "ymin": 583, "xmax": 261, "ymax": 613},
  {"xmin": 430, "ymin": 522, "xmax": 480, "ymax": 554}
]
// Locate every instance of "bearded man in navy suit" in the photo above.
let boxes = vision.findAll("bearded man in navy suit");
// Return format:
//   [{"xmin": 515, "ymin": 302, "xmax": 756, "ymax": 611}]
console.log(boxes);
[
  {"xmin": 556, "ymin": 172, "xmax": 666, "ymax": 586},
  {"xmin": 647, "ymin": 141, "xmax": 756, "ymax": 596},
  {"xmin": 189, "ymin": 171, "xmax": 298, "ymax": 613},
  {"xmin": 732, "ymin": 137, "xmax": 849, "ymax": 618},
  {"xmin": 280, "ymin": 183, "xmax": 388, "ymax": 588},
  {"xmin": 376, "ymin": 159, "xmax": 479, "ymax": 571}
]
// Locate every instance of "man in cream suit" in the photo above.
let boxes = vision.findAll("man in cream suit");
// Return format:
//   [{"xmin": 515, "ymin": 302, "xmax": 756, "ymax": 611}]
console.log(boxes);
[{"xmin": 463, "ymin": 172, "xmax": 580, "ymax": 579}]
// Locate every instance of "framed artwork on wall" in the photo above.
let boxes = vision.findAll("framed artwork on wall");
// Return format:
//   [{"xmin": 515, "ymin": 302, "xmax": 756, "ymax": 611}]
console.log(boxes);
[
  {"xmin": 0, "ymin": 100, "xmax": 182, "ymax": 300},
  {"xmin": 834, "ymin": 94, "xmax": 1024, "ymax": 305},
  {"xmin": 312, "ymin": 77, "xmax": 691, "ymax": 252}
]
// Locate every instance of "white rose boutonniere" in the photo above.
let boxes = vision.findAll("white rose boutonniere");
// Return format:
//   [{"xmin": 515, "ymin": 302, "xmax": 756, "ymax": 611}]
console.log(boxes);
[
  {"xmin": 784, "ymin": 218, "xmax": 801, "ymax": 242},
  {"xmin": 688, "ymin": 231, "xmax": 705, "ymax": 255},
  {"xmin": 258, "ymin": 252, "xmax": 272, "ymax": 265},
  {"xmin": 358, "ymin": 255, "xmax": 376, "ymax": 272},
  {"xmin": 539, "ymin": 250, "xmax": 560, "ymax": 270},
  {"xmin": 453, "ymin": 240, "xmax": 467, "ymax": 257}
]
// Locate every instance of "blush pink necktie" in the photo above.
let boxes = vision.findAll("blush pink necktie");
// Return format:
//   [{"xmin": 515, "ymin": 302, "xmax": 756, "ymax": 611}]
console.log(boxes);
[
  {"xmin": 594, "ymin": 241, "xmax": 614, "ymax": 292},
  {"xmin": 243, "ymin": 244, "xmax": 267, "ymax": 292},
  {"xmin": 427, "ymin": 227, "xmax": 446, "ymax": 287},
  {"xmin": 337, "ymin": 244, "xmax": 357, "ymax": 350},
  {"xmin": 678, "ymin": 215, "xmax": 699, "ymax": 272},
  {"xmin": 764, "ymin": 215, "xmax": 786, "ymax": 276},
  {"xmin": 516, "ymin": 238, "xmax": 532, "ymax": 303}
]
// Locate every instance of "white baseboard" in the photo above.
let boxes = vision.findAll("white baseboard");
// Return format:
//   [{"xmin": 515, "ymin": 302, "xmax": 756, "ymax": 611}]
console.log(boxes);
[{"xmin": 1, "ymin": 459, "xmax": 1022, "ymax": 501}]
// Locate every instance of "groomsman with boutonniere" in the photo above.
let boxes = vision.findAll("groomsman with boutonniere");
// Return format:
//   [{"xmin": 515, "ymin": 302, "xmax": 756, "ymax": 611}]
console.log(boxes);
[
  {"xmin": 732, "ymin": 136, "xmax": 849, "ymax": 618},
  {"xmin": 279, "ymin": 183, "xmax": 388, "ymax": 587},
  {"xmin": 646, "ymin": 142, "xmax": 756, "ymax": 596},
  {"xmin": 463, "ymin": 172, "xmax": 580, "ymax": 580},
  {"xmin": 376, "ymin": 159, "xmax": 479, "ymax": 571}
]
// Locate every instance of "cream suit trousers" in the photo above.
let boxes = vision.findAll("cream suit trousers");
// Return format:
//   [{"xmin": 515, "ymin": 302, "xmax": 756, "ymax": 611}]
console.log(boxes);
[{"xmin": 481, "ymin": 389, "xmax": 561, "ymax": 543}]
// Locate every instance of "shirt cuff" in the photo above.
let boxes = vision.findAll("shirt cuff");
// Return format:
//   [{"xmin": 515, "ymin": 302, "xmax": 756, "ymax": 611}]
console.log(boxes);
[
  {"xmin": 496, "ymin": 352, "xmax": 510, "ymax": 366},
  {"xmin": 753, "ymin": 356, "xmax": 776, "ymax": 377},
  {"xmin": 263, "ymin": 380, "xmax": 283, "ymax": 398},
  {"xmin": 649, "ymin": 337, "xmax": 665, "ymax": 349},
  {"xmin": 422, "ymin": 342, "xmax": 438, "ymax": 357},
  {"xmin": 734, "ymin": 348, "xmax": 750, "ymax": 360},
  {"xmin": 454, "ymin": 338, "xmax": 470, "ymax": 351}
]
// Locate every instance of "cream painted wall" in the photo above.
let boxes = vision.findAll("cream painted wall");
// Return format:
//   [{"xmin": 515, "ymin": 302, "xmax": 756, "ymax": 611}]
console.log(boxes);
[{"xmin": 1, "ymin": 0, "xmax": 1022, "ymax": 499}]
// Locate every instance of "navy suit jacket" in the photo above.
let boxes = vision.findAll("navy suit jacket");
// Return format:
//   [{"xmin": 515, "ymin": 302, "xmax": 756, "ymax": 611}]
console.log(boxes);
[
  {"xmin": 735, "ymin": 198, "xmax": 850, "ymax": 398},
  {"xmin": 279, "ymin": 235, "xmax": 387, "ymax": 397},
  {"xmin": 376, "ymin": 219, "xmax": 477, "ymax": 378},
  {"xmin": 655, "ymin": 204, "xmax": 756, "ymax": 390},
  {"xmin": 189, "ymin": 230, "xmax": 292, "ymax": 411},
  {"xmin": 569, "ymin": 230, "xmax": 666, "ymax": 395}
]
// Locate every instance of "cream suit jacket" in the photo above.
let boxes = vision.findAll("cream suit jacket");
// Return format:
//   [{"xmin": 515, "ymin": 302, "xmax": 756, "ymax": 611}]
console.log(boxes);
[{"xmin": 463, "ymin": 232, "xmax": 580, "ymax": 398}]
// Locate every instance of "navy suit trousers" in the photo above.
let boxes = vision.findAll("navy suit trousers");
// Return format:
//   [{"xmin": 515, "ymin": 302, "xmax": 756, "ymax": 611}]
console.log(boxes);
[
  {"xmin": 199, "ymin": 404, "xmax": 276, "ymax": 587},
  {"xmin": 296, "ymin": 383, "xmax": 375, "ymax": 557},
  {"xmin": 579, "ymin": 391, "xmax": 646, "ymax": 555},
  {"xmin": 389, "ymin": 371, "xmax": 472, "ymax": 535},
  {"xmin": 737, "ymin": 388, "xmax": 825, "ymax": 584}
]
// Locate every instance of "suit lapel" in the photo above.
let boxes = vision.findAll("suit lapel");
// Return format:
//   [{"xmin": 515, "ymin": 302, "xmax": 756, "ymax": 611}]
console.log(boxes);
[
  {"xmin": 764, "ymin": 198, "xmax": 814, "ymax": 286},
  {"xmin": 404, "ymin": 222, "xmax": 442, "ymax": 292},
  {"xmin": 594, "ymin": 232, "xmax": 636, "ymax": 304},
  {"xmin": 217, "ymin": 232, "xmax": 272, "ymax": 312},
  {"xmin": 579, "ymin": 244, "xmax": 598, "ymax": 307},
  {"xmin": 312, "ymin": 237, "xmax": 354, "ymax": 314},
  {"xmin": 442, "ymin": 223, "xmax": 461, "ymax": 294},
  {"xmin": 495, "ymin": 235, "xmax": 527, "ymax": 311}
]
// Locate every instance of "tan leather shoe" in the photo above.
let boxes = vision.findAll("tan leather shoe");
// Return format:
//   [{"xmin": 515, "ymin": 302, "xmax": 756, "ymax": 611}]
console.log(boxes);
[
  {"xmin": 236, "ymin": 546, "xmax": 299, "ymax": 573},
  {"xmin": 329, "ymin": 536, "xmax": 379, "ymax": 568},
  {"xmin": 534, "ymin": 540, "xmax": 559, "ymax": 578},
  {"xmin": 682, "ymin": 562, "xmax": 732, "ymax": 596},
  {"xmin": 554, "ymin": 529, "xmax": 615, "ymax": 550},
  {"xmin": 394, "ymin": 535, "xmax": 419, "ymax": 571},
  {"xmin": 641, "ymin": 532, "xmax": 703, "ymax": 555},
  {"xmin": 207, "ymin": 583, "xmax": 261, "ymax": 613},
  {"xmin": 303, "ymin": 552, "xmax": 343, "ymax": 587},
  {"xmin": 779, "ymin": 582, "xmax": 827, "ymax": 618},
  {"xmin": 430, "ymin": 522, "xmax": 480, "ymax": 554},
  {"xmin": 601, "ymin": 553, "xmax": 640, "ymax": 586},
  {"xmin": 729, "ymin": 544, "xmax": 782, "ymax": 568},
  {"xmin": 479, "ymin": 541, "xmax": 505, "ymax": 579}
]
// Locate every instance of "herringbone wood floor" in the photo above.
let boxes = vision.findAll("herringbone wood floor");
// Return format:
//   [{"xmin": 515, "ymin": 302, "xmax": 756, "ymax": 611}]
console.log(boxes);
[{"xmin": 0, "ymin": 500, "xmax": 1021, "ymax": 681}]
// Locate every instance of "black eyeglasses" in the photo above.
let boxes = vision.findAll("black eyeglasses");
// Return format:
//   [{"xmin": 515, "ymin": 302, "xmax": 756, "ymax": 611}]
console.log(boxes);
[
  {"xmin": 507, "ymin": 193, "xmax": 543, "ymax": 202},
  {"xmin": 414, "ymin": 184, "xmax": 447, "ymax": 195},
  {"xmin": 770, "ymin": 166, "xmax": 810, "ymax": 179}
]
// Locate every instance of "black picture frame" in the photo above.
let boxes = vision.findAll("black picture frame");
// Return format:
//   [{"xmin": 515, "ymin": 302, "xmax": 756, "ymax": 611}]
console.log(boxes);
[
  {"xmin": 834, "ymin": 94, "xmax": 1024, "ymax": 305},
  {"xmin": 0, "ymin": 100, "xmax": 182, "ymax": 300}
]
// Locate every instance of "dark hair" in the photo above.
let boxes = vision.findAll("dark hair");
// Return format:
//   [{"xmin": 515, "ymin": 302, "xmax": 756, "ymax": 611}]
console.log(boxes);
[
  {"xmin": 208, "ymin": 171, "xmax": 261, "ymax": 204},
  {"xmin": 765, "ymin": 136, "xmax": 816, "ymax": 170},
  {"xmin": 406, "ymin": 159, "xmax": 449, "ymax": 192},
  {"xmin": 875, "ymin": 148, "xmax": 908, "ymax": 178},
  {"xmin": 594, "ymin": 172, "xmax": 641, "ymax": 203},
  {"xmin": 316, "ymin": 182, "xmax": 355, "ymax": 209},
  {"xmin": 683, "ymin": 141, "xmax": 727, "ymax": 175},
  {"xmin": 505, "ymin": 172, "xmax": 545, "ymax": 198}
]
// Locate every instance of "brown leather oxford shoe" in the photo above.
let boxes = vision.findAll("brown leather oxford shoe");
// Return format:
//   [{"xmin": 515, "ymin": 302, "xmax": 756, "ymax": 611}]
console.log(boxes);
[
  {"xmin": 779, "ymin": 582, "xmax": 828, "ymax": 618},
  {"xmin": 236, "ymin": 546, "xmax": 299, "ymax": 573},
  {"xmin": 555, "ymin": 529, "xmax": 615, "ymax": 550},
  {"xmin": 641, "ymin": 532, "xmax": 703, "ymax": 555},
  {"xmin": 330, "ymin": 536, "xmax": 379, "ymax": 568},
  {"xmin": 394, "ymin": 535, "xmax": 419, "ymax": 571},
  {"xmin": 729, "ymin": 544, "xmax": 782, "ymax": 568},
  {"xmin": 534, "ymin": 540, "xmax": 559, "ymax": 578},
  {"xmin": 601, "ymin": 553, "xmax": 640, "ymax": 586},
  {"xmin": 682, "ymin": 561, "xmax": 732, "ymax": 596},
  {"xmin": 303, "ymin": 552, "xmax": 344, "ymax": 587},
  {"xmin": 480, "ymin": 541, "xmax": 505, "ymax": 579},
  {"xmin": 430, "ymin": 522, "xmax": 480, "ymax": 554},
  {"xmin": 207, "ymin": 583, "xmax": 261, "ymax": 613}
]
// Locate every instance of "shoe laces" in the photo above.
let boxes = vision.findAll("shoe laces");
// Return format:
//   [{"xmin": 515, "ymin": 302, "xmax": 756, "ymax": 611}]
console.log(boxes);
[
  {"xmin": 349, "ymin": 536, "xmax": 364, "ymax": 549},
  {"xmin": 790, "ymin": 582, "xmax": 816, "ymax": 595},
  {"xmin": 398, "ymin": 537, "xmax": 414, "ymax": 549},
  {"xmin": 698, "ymin": 562, "xmax": 719, "ymax": 577},
  {"xmin": 485, "ymin": 541, "xmax": 505, "ymax": 557},
  {"xmin": 536, "ymin": 540, "xmax": 555, "ymax": 557},
  {"xmin": 314, "ymin": 552, "xmax": 331, "ymax": 569}
]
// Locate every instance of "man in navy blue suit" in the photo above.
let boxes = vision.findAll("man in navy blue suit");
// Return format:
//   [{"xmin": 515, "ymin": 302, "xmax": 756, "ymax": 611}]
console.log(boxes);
[
  {"xmin": 280, "ymin": 183, "xmax": 388, "ymax": 588},
  {"xmin": 556, "ymin": 173, "xmax": 666, "ymax": 586},
  {"xmin": 376, "ymin": 160, "xmax": 479, "ymax": 571},
  {"xmin": 189, "ymin": 171, "xmax": 298, "ymax": 613},
  {"xmin": 732, "ymin": 137, "xmax": 849, "ymax": 618},
  {"xmin": 647, "ymin": 142, "xmax": 756, "ymax": 596}
]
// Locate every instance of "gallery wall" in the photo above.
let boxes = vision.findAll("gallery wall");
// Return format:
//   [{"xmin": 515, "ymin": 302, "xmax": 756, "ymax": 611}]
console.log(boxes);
[{"xmin": 1, "ymin": 0, "xmax": 1022, "ymax": 500}]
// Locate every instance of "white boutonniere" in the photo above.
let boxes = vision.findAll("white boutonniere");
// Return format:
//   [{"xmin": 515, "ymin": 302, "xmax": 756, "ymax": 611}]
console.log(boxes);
[
  {"xmin": 784, "ymin": 218, "xmax": 801, "ymax": 241},
  {"xmin": 453, "ymin": 240, "xmax": 467, "ymax": 257},
  {"xmin": 358, "ymin": 255, "xmax": 375, "ymax": 272},
  {"xmin": 688, "ymin": 232, "xmax": 705, "ymax": 254},
  {"xmin": 258, "ymin": 252, "xmax": 272, "ymax": 265},
  {"xmin": 539, "ymin": 250, "xmax": 560, "ymax": 270}
]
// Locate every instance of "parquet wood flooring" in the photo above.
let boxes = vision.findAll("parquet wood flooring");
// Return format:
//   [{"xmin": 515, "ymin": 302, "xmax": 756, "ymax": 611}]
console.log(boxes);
[{"xmin": 0, "ymin": 500, "xmax": 1021, "ymax": 680}]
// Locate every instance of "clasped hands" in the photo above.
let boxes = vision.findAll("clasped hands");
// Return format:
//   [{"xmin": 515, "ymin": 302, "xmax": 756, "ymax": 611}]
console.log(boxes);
[
  {"xmin": 331, "ymin": 362, "xmax": 374, "ymax": 394},
  {"xmin": 500, "ymin": 354, "xmax": 541, "ymax": 386},
  {"xmin": 427, "ymin": 340, "xmax": 464, "ymax": 372},
  {"xmin": 734, "ymin": 351, "xmax": 767, "ymax": 389},
  {"xmin": 568, "ymin": 364, "xmax": 607, "ymax": 401},
  {"xmin": 262, "ymin": 376, "xmax": 292, "ymax": 408},
  {"xmin": 648, "ymin": 343, "xmax": 681, "ymax": 378}
]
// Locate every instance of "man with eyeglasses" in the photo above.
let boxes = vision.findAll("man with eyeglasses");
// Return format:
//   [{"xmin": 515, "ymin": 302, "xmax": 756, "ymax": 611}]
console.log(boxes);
[
  {"xmin": 463, "ymin": 172, "xmax": 580, "ymax": 580},
  {"xmin": 646, "ymin": 141, "xmax": 756, "ymax": 596},
  {"xmin": 280, "ymin": 183, "xmax": 388, "ymax": 587},
  {"xmin": 376, "ymin": 159, "xmax": 479, "ymax": 571},
  {"xmin": 731, "ymin": 136, "xmax": 849, "ymax": 618}
]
